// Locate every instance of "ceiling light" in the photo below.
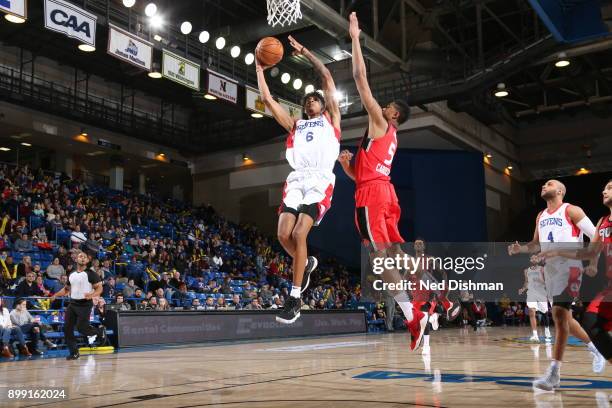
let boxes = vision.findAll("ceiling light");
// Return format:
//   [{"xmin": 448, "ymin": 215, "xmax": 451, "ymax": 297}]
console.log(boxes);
[
  {"xmin": 485, "ymin": 153, "xmax": 492, "ymax": 158},
  {"xmin": 150, "ymin": 15, "xmax": 163, "ymax": 28},
  {"xmin": 144, "ymin": 3, "xmax": 157, "ymax": 17},
  {"xmin": 555, "ymin": 52, "xmax": 570, "ymax": 68},
  {"xmin": 335, "ymin": 90, "xmax": 344, "ymax": 100},
  {"xmin": 0, "ymin": 147, "xmax": 11, "ymax": 152},
  {"xmin": 148, "ymin": 63, "xmax": 162, "ymax": 79},
  {"xmin": 506, "ymin": 164, "xmax": 513, "ymax": 170},
  {"xmin": 251, "ymin": 113, "xmax": 263, "ymax": 119},
  {"xmin": 215, "ymin": 37, "xmax": 226, "ymax": 50},
  {"xmin": 78, "ymin": 44, "xmax": 96, "ymax": 52},
  {"xmin": 244, "ymin": 53, "xmax": 255, "ymax": 65},
  {"xmin": 494, "ymin": 83, "xmax": 508, "ymax": 98},
  {"xmin": 122, "ymin": 0, "xmax": 136, "ymax": 7},
  {"xmin": 242, "ymin": 153, "xmax": 249, "ymax": 161},
  {"xmin": 304, "ymin": 84, "xmax": 314, "ymax": 94},
  {"xmin": 153, "ymin": 34, "xmax": 162, "ymax": 42},
  {"xmin": 270, "ymin": 67, "xmax": 280, "ymax": 78},
  {"xmin": 204, "ymin": 94, "xmax": 217, "ymax": 100},
  {"xmin": 281, "ymin": 73, "xmax": 290, "ymax": 84},
  {"xmin": 293, "ymin": 78, "xmax": 302, "ymax": 90},
  {"xmin": 230, "ymin": 46, "xmax": 241, "ymax": 58},
  {"xmin": 198, "ymin": 31, "xmax": 210, "ymax": 44},
  {"xmin": 20, "ymin": 142, "xmax": 32, "ymax": 147},
  {"xmin": 4, "ymin": 14, "xmax": 26, "ymax": 24},
  {"xmin": 180, "ymin": 21, "xmax": 192, "ymax": 35}
]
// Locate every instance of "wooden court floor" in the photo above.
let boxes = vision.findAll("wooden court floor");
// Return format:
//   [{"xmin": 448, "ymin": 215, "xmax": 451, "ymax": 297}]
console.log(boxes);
[{"xmin": 0, "ymin": 327, "xmax": 609, "ymax": 407}]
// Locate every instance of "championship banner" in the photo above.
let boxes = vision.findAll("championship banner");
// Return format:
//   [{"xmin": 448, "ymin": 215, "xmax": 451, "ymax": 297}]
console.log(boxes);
[
  {"xmin": 44, "ymin": 0, "xmax": 96, "ymax": 47},
  {"xmin": 245, "ymin": 86, "xmax": 272, "ymax": 117},
  {"xmin": 207, "ymin": 69, "xmax": 238, "ymax": 104},
  {"xmin": 0, "ymin": 0, "xmax": 27, "ymax": 20},
  {"xmin": 279, "ymin": 98, "xmax": 303, "ymax": 121},
  {"xmin": 162, "ymin": 49, "xmax": 200, "ymax": 91},
  {"xmin": 107, "ymin": 23, "xmax": 153, "ymax": 71}
]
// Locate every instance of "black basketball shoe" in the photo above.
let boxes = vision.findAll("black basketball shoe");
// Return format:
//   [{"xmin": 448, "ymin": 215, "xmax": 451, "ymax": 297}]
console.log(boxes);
[
  {"xmin": 276, "ymin": 296, "xmax": 301, "ymax": 324},
  {"xmin": 301, "ymin": 256, "xmax": 318, "ymax": 294}
]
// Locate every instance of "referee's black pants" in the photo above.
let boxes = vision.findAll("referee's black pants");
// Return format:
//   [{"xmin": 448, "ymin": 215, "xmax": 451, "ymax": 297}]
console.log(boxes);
[{"xmin": 64, "ymin": 300, "xmax": 100, "ymax": 353}]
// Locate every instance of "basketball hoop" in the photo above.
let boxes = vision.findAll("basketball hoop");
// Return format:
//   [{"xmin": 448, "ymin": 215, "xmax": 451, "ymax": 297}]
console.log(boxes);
[{"xmin": 267, "ymin": 0, "xmax": 302, "ymax": 27}]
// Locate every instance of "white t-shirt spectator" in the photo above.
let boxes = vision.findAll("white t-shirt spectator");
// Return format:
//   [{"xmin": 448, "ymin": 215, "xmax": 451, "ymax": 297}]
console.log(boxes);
[
  {"xmin": 212, "ymin": 255, "xmax": 223, "ymax": 268},
  {"xmin": 70, "ymin": 230, "xmax": 87, "ymax": 244}
]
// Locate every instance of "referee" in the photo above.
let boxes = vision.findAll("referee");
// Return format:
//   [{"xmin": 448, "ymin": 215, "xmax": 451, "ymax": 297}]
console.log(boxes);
[{"xmin": 51, "ymin": 251, "xmax": 106, "ymax": 360}]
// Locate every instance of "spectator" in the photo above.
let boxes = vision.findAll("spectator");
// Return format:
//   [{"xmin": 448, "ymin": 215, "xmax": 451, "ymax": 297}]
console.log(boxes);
[
  {"xmin": 168, "ymin": 270, "xmax": 182, "ymax": 289},
  {"xmin": 14, "ymin": 233, "xmax": 33, "ymax": 252},
  {"xmin": 204, "ymin": 296, "xmax": 216, "ymax": 310},
  {"xmin": 45, "ymin": 258, "xmax": 65, "ymax": 280},
  {"xmin": 205, "ymin": 279, "xmax": 219, "ymax": 294},
  {"xmin": 220, "ymin": 276, "xmax": 232, "ymax": 295},
  {"xmin": 245, "ymin": 298, "xmax": 263, "ymax": 310},
  {"xmin": 190, "ymin": 298, "xmax": 205, "ymax": 310},
  {"xmin": 0, "ymin": 297, "xmax": 29, "ymax": 357},
  {"xmin": 15, "ymin": 255, "xmax": 32, "ymax": 281},
  {"xmin": 230, "ymin": 294, "xmax": 242, "ymax": 310},
  {"xmin": 14, "ymin": 272, "xmax": 43, "ymax": 298},
  {"xmin": 34, "ymin": 275, "xmax": 51, "ymax": 297},
  {"xmin": 373, "ymin": 303, "xmax": 386, "ymax": 320},
  {"xmin": 172, "ymin": 283, "xmax": 190, "ymax": 306},
  {"xmin": 157, "ymin": 298, "xmax": 170, "ymax": 311},
  {"xmin": 212, "ymin": 252, "xmax": 223, "ymax": 269},
  {"xmin": 216, "ymin": 296, "xmax": 227, "ymax": 310},
  {"xmin": 122, "ymin": 278, "xmax": 138, "ymax": 298},
  {"xmin": 49, "ymin": 274, "xmax": 68, "ymax": 295},
  {"xmin": 114, "ymin": 294, "xmax": 131, "ymax": 311},
  {"xmin": 93, "ymin": 297, "xmax": 106, "ymax": 323},
  {"xmin": 10, "ymin": 298, "xmax": 55, "ymax": 354},
  {"xmin": 270, "ymin": 296, "xmax": 283, "ymax": 310},
  {"xmin": 191, "ymin": 276, "xmax": 206, "ymax": 293},
  {"xmin": 70, "ymin": 225, "xmax": 87, "ymax": 248},
  {"xmin": 102, "ymin": 277, "xmax": 117, "ymax": 299},
  {"xmin": 149, "ymin": 272, "xmax": 169, "ymax": 292}
]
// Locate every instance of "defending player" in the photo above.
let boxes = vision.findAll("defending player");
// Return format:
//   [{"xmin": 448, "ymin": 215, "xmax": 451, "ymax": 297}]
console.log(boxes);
[
  {"xmin": 518, "ymin": 260, "xmax": 552, "ymax": 342},
  {"xmin": 256, "ymin": 35, "xmax": 341, "ymax": 324},
  {"xmin": 508, "ymin": 179, "xmax": 605, "ymax": 391},
  {"xmin": 338, "ymin": 12, "xmax": 426, "ymax": 351}
]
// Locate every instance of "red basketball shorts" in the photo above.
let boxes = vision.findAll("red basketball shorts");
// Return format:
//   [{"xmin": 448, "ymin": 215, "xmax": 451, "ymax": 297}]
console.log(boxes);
[{"xmin": 354, "ymin": 181, "xmax": 404, "ymax": 250}]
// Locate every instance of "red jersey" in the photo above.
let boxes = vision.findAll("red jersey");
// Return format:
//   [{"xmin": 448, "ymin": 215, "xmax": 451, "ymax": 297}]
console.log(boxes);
[
  {"xmin": 598, "ymin": 216, "xmax": 612, "ymax": 279},
  {"xmin": 355, "ymin": 123, "xmax": 398, "ymax": 185}
]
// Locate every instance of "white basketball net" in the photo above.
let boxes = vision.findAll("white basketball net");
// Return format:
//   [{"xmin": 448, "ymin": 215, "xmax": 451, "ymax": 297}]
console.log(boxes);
[{"xmin": 267, "ymin": 0, "xmax": 302, "ymax": 27}]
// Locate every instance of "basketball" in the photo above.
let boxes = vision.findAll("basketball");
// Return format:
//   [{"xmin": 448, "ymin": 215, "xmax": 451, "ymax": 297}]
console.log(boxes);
[{"xmin": 256, "ymin": 37, "xmax": 284, "ymax": 67}]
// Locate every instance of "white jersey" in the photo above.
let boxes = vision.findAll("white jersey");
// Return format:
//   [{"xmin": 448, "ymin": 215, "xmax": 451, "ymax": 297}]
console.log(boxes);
[
  {"xmin": 538, "ymin": 203, "xmax": 583, "ymax": 250},
  {"xmin": 286, "ymin": 113, "xmax": 340, "ymax": 175},
  {"xmin": 526, "ymin": 265, "xmax": 545, "ymax": 292},
  {"xmin": 537, "ymin": 202, "xmax": 583, "ymax": 298}
]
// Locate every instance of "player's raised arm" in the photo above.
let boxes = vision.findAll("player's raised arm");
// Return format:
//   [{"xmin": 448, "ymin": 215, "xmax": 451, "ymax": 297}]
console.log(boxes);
[
  {"xmin": 349, "ymin": 12, "xmax": 386, "ymax": 135},
  {"xmin": 256, "ymin": 60, "xmax": 294, "ymax": 132},
  {"xmin": 288, "ymin": 35, "xmax": 341, "ymax": 130}
]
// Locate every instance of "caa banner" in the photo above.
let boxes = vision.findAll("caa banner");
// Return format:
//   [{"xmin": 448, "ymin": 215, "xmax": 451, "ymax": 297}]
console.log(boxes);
[
  {"xmin": 245, "ymin": 86, "xmax": 272, "ymax": 117},
  {"xmin": 279, "ymin": 98, "xmax": 303, "ymax": 121},
  {"xmin": 44, "ymin": 0, "xmax": 96, "ymax": 47},
  {"xmin": 207, "ymin": 69, "xmax": 238, "ymax": 104},
  {"xmin": 107, "ymin": 24, "xmax": 153, "ymax": 71},
  {"xmin": 0, "ymin": 0, "xmax": 27, "ymax": 20},
  {"xmin": 162, "ymin": 49, "xmax": 200, "ymax": 91}
]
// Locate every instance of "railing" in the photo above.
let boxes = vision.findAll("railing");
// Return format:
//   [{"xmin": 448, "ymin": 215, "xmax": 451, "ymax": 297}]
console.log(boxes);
[{"xmin": 0, "ymin": 65, "xmax": 191, "ymax": 148}]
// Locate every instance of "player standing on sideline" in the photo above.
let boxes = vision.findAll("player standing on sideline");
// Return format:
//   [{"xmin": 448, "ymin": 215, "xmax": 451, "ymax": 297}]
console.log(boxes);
[
  {"xmin": 337, "ymin": 12, "xmax": 426, "ymax": 351},
  {"xmin": 50, "ymin": 251, "xmax": 106, "ymax": 360},
  {"xmin": 256, "ymin": 35, "xmax": 341, "ymax": 324},
  {"xmin": 539, "ymin": 179, "xmax": 612, "ymax": 368},
  {"xmin": 508, "ymin": 180, "xmax": 605, "ymax": 391},
  {"xmin": 518, "ymin": 260, "xmax": 552, "ymax": 342}
]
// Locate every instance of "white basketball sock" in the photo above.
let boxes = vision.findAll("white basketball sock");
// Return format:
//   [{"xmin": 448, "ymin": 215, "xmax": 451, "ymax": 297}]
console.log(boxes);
[
  {"xmin": 394, "ymin": 293, "xmax": 413, "ymax": 321},
  {"xmin": 290, "ymin": 286, "xmax": 301, "ymax": 298}
]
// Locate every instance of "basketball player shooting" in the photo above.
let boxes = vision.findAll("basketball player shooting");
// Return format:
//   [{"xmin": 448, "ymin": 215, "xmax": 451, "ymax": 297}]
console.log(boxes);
[
  {"xmin": 256, "ymin": 36, "xmax": 341, "ymax": 324},
  {"xmin": 507, "ymin": 179, "xmax": 605, "ymax": 390},
  {"xmin": 337, "ymin": 12, "xmax": 427, "ymax": 351}
]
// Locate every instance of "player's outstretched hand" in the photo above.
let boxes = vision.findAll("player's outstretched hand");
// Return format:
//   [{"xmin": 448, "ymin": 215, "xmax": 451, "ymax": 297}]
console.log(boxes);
[
  {"xmin": 349, "ymin": 12, "xmax": 361, "ymax": 39},
  {"xmin": 338, "ymin": 149, "xmax": 353, "ymax": 164},
  {"xmin": 585, "ymin": 265, "xmax": 598, "ymax": 277},
  {"xmin": 507, "ymin": 241, "xmax": 521, "ymax": 256},
  {"xmin": 255, "ymin": 58, "xmax": 269, "ymax": 72},
  {"xmin": 288, "ymin": 35, "xmax": 305, "ymax": 56}
]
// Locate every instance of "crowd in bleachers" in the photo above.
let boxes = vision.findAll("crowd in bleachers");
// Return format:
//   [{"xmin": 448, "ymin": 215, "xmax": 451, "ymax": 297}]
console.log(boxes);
[{"xmin": 0, "ymin": 163, "xmax": 362, "ymax": 356}]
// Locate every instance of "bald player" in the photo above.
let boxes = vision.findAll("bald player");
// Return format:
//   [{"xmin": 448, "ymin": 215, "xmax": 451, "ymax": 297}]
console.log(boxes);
[{"xmin": 508, "ymin": 179, "xmax": 603, "ymax": 391}]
